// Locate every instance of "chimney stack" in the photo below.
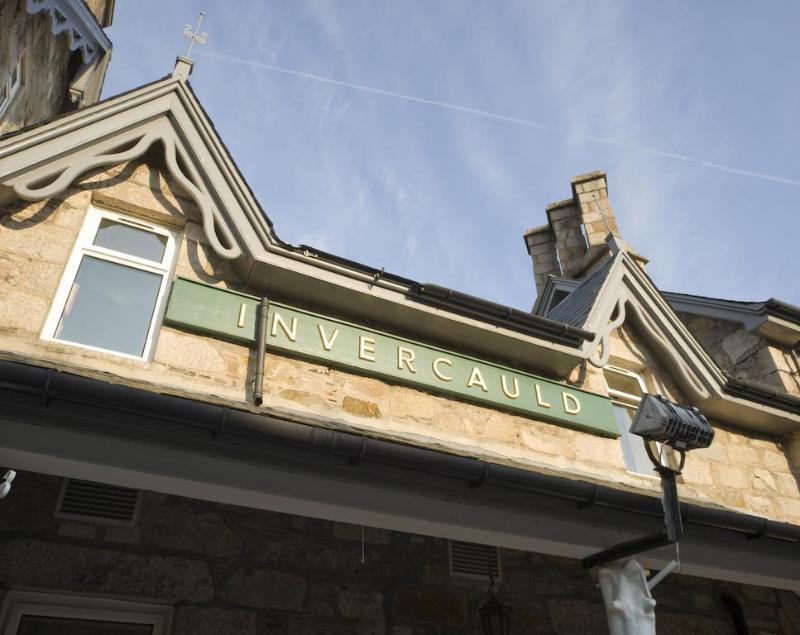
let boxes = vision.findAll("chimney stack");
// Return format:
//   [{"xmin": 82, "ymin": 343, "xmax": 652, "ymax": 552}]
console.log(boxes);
[{"xmin": 524, "ymin": 171, "xmax": 621, "ymax": 296}]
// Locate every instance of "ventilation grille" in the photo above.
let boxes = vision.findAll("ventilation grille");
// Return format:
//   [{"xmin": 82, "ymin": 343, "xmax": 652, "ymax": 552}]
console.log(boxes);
[
  {"xmin": 56, "ymin": 479, "xmax": 141, "ymax": 526},
  {"xmin": 448, "ymin": 540, "xmax": 502, "ymax": 580}
]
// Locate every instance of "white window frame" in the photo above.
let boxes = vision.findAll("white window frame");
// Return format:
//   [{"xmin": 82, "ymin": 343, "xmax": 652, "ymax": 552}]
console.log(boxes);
[
  {"xmin": 605, "ymin": 364, "xmax": 646, "ymax": 405},
  {"xmin": 0, "ymin": 591, "xmax": 173, "ymax": 634},
  {"xmin": 41, "ymin": 206, "xmax": 180, "ymax": 361},
  {"xmin": 604, "ymin": 365, "xmax": 660, "ymax": 477},
  {"xmin": 0, "ymin": 58, "xmax": 23, "ymax": 117}
]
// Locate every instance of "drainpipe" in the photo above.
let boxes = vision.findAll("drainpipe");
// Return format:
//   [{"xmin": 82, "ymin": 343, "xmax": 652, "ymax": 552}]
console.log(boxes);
[{"xmin": 252, "ymin": 297, "xmax": 269, "ymax": 406}]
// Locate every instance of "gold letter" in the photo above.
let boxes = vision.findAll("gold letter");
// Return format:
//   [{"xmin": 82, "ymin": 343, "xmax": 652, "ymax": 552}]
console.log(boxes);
[
  {"xmin": 237, "ymin": 303, "xmax": 247, "ymax": 328},
  {"xmin": 270, "ymin": 312, "xmax": 297, "ymax": 342},
  {"xmin": 501, "ymin": 375, "xmax": 519, "ymax": 399},
  {"xmin": 432, "ymin": 357, "xmax": 453, "ymax": 382},
  {"xmin": 535, "ymin": 384, "xmax": 552, "ymax": 408},
  {"xmin": 317, "ymin": 324, "xmax": 340, "ymax": 351},
  {"xmin": 397, "ymin": 346, "xmax": 416, "ymax": 373},
  {"xmin": 359, "ymin": 336, "xmax": 376, "ymax": 362},
  {"xmin": 562, "ymin": 392, "xmax": 581, "ymax": 415},
  {"xmin": 466, "ymin": 367, "xmax": 489, "ymax": 392}
]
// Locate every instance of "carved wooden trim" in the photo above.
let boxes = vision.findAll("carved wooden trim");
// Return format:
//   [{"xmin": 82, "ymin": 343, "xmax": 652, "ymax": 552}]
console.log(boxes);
[{"xmin": 2, "ymin": 120, "xmax": 241, "ymax": 260}]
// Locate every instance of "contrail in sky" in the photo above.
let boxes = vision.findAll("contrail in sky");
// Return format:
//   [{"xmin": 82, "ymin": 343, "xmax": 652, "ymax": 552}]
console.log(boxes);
[{"xmin": 200, "ymin": 51, "xmax": 800, "ymax": 188}]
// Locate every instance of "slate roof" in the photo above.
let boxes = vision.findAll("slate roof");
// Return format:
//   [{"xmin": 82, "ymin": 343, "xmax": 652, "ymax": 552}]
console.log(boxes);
[{"xmin": 545, "ymin": 257, "xmax": 615, "ymax": 328}]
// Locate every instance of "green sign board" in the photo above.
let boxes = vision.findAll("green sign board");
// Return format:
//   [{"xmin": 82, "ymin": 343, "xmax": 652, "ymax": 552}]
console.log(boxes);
[{"xmin": 165, "ymin": 278, "xmax": 618, "ymax": 437}]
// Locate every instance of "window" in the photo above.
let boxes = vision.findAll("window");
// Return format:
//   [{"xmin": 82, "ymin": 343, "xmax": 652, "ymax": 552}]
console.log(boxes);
[
  {"xmin": 604, "ymin": 365, "xmax": 656, "ymax": 475},
  {"xmin": 0, "ymin": 592, "xmax": 172, "ymax": 634},
  {"xmin": 42, "ymin": 208, "xmax": 179, "ymax": 359},
  {"xmin": 0, "ymin": 58, "xmax": 23, "ymax": 117}
]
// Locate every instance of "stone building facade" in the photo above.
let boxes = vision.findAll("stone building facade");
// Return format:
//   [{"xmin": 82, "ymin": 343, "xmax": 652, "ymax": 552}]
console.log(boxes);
[
  {"xmin": 2, "ymin": 471, "xmax": 798, "ymax": 634},
  {"xmin": 0, "ymin": 55, "xmax": 798, "ymax": 633},
  {"xmin": 0, "ymin": 0, "xmax": 113, "ymax": 135}
]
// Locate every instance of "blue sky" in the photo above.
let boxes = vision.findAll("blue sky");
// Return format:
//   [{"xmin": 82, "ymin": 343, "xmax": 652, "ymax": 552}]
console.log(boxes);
[{"xmin": 103, "ymin": 1, "xmax": 800, "ymax": 309}]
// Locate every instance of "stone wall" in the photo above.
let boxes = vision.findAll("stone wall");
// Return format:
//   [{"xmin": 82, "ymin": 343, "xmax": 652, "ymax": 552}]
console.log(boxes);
[
  {"xmin": 0, "ymin": 470, "xmax": 796, "ymax": 634},
  {"xmin": 0, "ymin": 0, "xmax": 75, "ymax": 135},
  {"xmin": 0, "ymin": 158, "xmax": 799, "ymax": 527},
  {"xmin": 83, "ymin": 0, "xmax": 114, "ymax": 27},
  {"xmin": 679, "ymin": 313, "xmax": 800, "ymax": 397}
]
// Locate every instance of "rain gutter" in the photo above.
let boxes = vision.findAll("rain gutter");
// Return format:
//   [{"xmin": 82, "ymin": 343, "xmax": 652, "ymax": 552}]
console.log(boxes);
[{"xmin": 1, "ymin": 359, "xmax": 798, "ymax": 545}]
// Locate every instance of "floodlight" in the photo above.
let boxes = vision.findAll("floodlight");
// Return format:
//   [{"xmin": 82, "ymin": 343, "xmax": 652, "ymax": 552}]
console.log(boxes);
[
  {"xmin": 582, "ymin": 395, "xmax": 714, "ymax": 570},
  {"xmin": 630, "ymin": 394, "xmax": 714, "ymax": 470}
]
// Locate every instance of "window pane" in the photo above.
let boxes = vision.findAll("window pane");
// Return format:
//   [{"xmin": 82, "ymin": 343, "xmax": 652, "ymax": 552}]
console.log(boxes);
[
  {"xmin": 18, "ymin": 615, "xmax": 153, "ymax": 634},
  {"xmin": 605, "ymin": 368, "xmax": 643, "ymax": 399},
  {"xmin": 55, "ymin": 256, "xmax": 162, "ymax": 356},
  {"xmin": 93, "ymin": 219, "xmax": 167, "ymax": 262},
  {"xmin": 614, "ymin": 405, "xmax": 655, "ymax": 475}
]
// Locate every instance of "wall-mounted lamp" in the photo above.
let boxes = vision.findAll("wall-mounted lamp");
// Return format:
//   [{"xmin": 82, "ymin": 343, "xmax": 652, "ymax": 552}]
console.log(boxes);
[
  {"xmin": 629, "ymin": 394, "xmax": 714, "ymax": 470},
  {"xmin": 478, "ymin": 577, "xmax": 511, "ymax": 635}
]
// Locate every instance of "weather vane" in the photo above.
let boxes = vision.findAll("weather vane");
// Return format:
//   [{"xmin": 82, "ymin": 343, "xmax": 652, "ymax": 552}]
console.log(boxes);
[{"xmin": 182, "ymin": 11, "xmax": 207, "ymax": 59}]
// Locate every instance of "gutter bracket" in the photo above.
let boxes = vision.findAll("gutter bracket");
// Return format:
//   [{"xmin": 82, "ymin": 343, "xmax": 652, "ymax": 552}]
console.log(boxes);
[
  {"xmin": 578, "ymin": 485, "xmax": 599, "ymax": 509},
  {"xmin": 746, "ymin": 519, "xmax": 768, "ymax": 541},
  {"xmin": 212, "ymin": 407, "xmax": 229, "ymax": 439},
  {"xmin": 348, "ymin": 437, "xmax": 367, "ymax": 467},
  {"xmin": 469, "ymin": 462, "xmax": 490, "ymax": 489}
]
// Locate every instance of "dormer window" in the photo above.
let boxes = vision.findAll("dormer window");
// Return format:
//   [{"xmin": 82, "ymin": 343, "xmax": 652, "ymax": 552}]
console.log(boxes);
[
  {"xmin": 604, "ymin": 365, "xmax": 656, "ymax": 475},
  {"xmin": 42, "ymin": 207, "xmax": 179, "ymax": 360}
]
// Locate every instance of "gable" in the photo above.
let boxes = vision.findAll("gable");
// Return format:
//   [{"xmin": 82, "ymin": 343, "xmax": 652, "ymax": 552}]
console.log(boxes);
[
  {"xmin": 0, "ymin": 70, "xmax": 597, "ymax": 379},
  {"xmin": 0, "ymin": 73, "xmax": 275, "ymax": 276},
  {"xmin": 555, "ymin": 247, "xmax": 800, "ymax": 435}
]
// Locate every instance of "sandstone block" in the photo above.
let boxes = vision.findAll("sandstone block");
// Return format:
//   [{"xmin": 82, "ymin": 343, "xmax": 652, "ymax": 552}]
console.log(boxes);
[
  {"xmin": 0, "ymin": 250, "xmax": 65, "ymax": 302},
  {"xmin": 172, "ymin": 607, "xmax": 258, "ymax": 635},
  {"xmin": 744, "ymin": 494, "xmax": 774, "ymax": 516},
  {"xmin": 727, "ymin": 445, "xmax": 760, "ymax": 464},
  {"xmin": 389, "ymin": 390, "xmax": 437, "ymax": 420},
  {"xmin": 222, "ymin": 568, "xmax": 306, "ymax": 610},
  {"xmin": 393, "ymin": 588, "xmax": 467, "ymax": 628},
  {"xmin": 520, "ymin": 428, "xmax": 574, "ymax": 457},
  {"xmin": 752, "ymin": 468, "xmax": 778, "ymax": 492},
  {"xmin": 682, "ymin": 460, "xmax": 714, "ymax": 486},
  {"xmin": 0, "ymin": 538, "xmax": 214, "ymax": 601},
  {"xmin": 148, "ymin": 506, "xmax": 242, "ymax": 560},
  {"xmin": 528, "ymin": 231, "xmax": 554, "ymax": 246},
  {"xmin": 775, "ymin": 473, "xmax": 799, "ymax": 497},
  {"xmin": 57, "ymin": 521, "xmax": 98, "ymax": 540},
  {"xmin": 547, "ymin": 599, "xmax": 607, "ymax": 634},
  {"xmin": 0, "ymin": 217, "xmax": 77, "ymax": 264},
  {"xmin": 547, "ymin": 206, "xmax": 579, "ymax": 222},
  {"xmin": 721, "ymin": 329, "xmax": 762, "ymax": 364},
  {"xmin": 713, "ymin": 463, "xmax": 748, "ymax": 489},
  {"xmin": 419, "ymin": 560, "xmax": 448, "ymax": 585},
  {"xmin": 279, "ymin": 389, "xmax": 328, "ymax": 409},
  {"xmin": 0, "ymin": 289, "xmax": 48, "ymax": 333},
  {"xmin": 342, "ymin": 395, "xmax": 381, "ymax": 418},
  {"xmin": 153, "ymin": 328, "xmax": 230, "ymax": 377},
  {"xmin": 337, "ymin": 588, "xmax": 385, "ymax": 619},
  {"xmin": 778, "ymin": 497, "xmax": 800, "ymax": 521}
]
